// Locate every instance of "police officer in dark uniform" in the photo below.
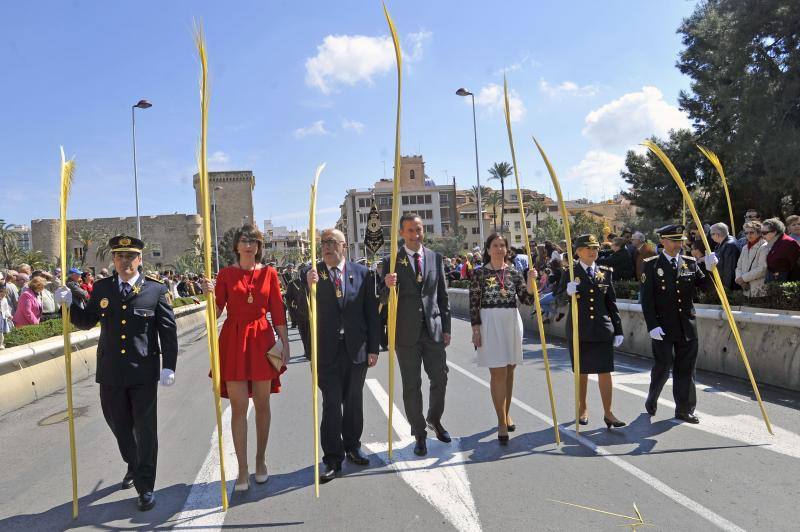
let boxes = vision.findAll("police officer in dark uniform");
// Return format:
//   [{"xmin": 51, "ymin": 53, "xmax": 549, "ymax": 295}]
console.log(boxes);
[
  {"xmin": 55, "ymin": 235, "xmax": 177, "ymax": 511},
  {"xmin": 555, "ymin": 234, "xmax": 626, "ymax": 428},
  {"xmin": 640, "ymin": 224, "xmax": 717, "ymax": 424}
]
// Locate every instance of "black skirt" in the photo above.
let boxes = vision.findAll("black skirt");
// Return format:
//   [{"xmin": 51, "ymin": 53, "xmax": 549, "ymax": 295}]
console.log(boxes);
[{"xmin": 567, "ymin": 340, "xmax": 615, "ymax": 374}]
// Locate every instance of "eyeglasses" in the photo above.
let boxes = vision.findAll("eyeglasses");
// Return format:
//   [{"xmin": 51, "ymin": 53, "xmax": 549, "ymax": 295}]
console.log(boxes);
[{"xmin": 321, "ymin": 239, "xmax": 344, "ymax": 247}]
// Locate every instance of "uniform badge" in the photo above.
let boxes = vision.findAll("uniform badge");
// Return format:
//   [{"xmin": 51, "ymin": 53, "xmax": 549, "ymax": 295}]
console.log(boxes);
[
  {"xmin": 640, "ymin": 273, "xmax": 646, "ymax": 283},
  {"xmin": 681, "ymin": 262, "xmax": 688, "ymax": 270},
  {"xmin": 595, "ymin": 270, "xmax": 605, "ymax": 282},
  {"xmin": 100, "ymin": 298, "xmax": 109, "ymax": 309},
  {"xmin": 132, "ymin": 284, "xmax": 141, "ymax": 295},
  {"xmin": 120, "ymin": 237, "xmax": 131, "ymax": 246},
  {"xmin": 320, "ymin": 270, "xmax": 328, "ymax": 281},
  {"xmin": 657, "ymin": 268, "xmax": 664, "ymax": 277},
  {"xmin": 486, "ymin": 277, "xmax": 497, "ymax": 288},
  {"xmin": 400, "ymin": 257, "xmax": 409, "ymax": 267}
]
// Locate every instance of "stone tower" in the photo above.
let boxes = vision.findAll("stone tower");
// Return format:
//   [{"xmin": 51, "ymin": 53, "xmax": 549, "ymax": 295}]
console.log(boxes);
[
  {"xmin": 193, "ymin": 171, "xmax": 256, "ymax": 239},
  {"xmin": 398, "ymin": 155, "xmax": 425, "ymax": 189}
]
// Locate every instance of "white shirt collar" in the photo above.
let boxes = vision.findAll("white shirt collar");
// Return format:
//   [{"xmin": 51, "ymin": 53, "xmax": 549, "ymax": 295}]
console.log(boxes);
[
  {"xmin": 662, "ymin": 250, "xmax": 681, "ymax": 263},
  {"xmin": 327, "ymin": 258, "xmax": 346, "ymax": 273},
  {"xmin": 404, "ymin": 245, "xmax": 424, "ymax": 258},
  {"xmin": 579, "ymin": 261, "xmax": 596, "ymax": 272},
  {"xmin": 118, "ymin": 272, "xmax": 140, "ymax": 287}
]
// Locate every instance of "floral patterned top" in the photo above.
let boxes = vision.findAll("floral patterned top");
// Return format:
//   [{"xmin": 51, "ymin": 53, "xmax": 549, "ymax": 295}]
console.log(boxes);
[{"xmin": 469, "ymin": 265, "xmax": 535, "ymax": 325}]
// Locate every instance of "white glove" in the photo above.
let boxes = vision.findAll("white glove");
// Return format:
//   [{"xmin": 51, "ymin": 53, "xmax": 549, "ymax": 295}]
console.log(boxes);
[
  {"xmin": 54, "ymin": 286, "xmax": 72, "ymax": 306},
  {"xmin": 160, "ymin": 369, "xmax": 175, "ymax": 386},
  {"xmin": 704, "ymin": 252, "xmax": 718, "ymax": 270},
  {"xmin": 566, "ymin": 281, "xmax": 578, "ymax": 296},
  {"xmin": 613, "ymin": 335, "xmax": 624, "ymax": 347},
  {"xmin": 649, "ymin": 327, "xmax": 665, "ymax": 341}
]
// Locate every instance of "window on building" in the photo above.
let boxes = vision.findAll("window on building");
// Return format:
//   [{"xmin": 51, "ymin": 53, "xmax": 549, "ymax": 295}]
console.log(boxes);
[
  {"xmin": 410, "ymin": 195, "xmax": 417, "ymax": 204},
  {"xmin": 402, "ymin": 196, "xmax": 409, "ymax": 205},
  {"xmin": 442, "ymin": 223, "xmax": 451, "ymax": 234},
  {"xmin": 511, "ymin": 193, "xmax": 517, "ymax": 201},
  {"xmin": 515, "ymin": 235, "xmax": 522, "ymax": 242},
  {"xmin": 526, "ymin": 221, "xmax": 531, "ymax": 228},
  {"xmin": 410, "ymin": 170, "xmax": 416, "ymax": 180},
  {"xmin": 514, "ymin": 221, "xmax": 521, "ymax": 230},
  {"xmin": 359, "ymin": 228, "xmax": 365, "ymax": 239},
  {"xmin": 440, "ymin": 207, "xmax": 450, "ymax": 220},
  {"xmin": 73, "ymin": 247, "xmax": 83, "ymax": 258},
  {"xmin": 424, "ymin": 224, "xmax": 435, "ymax": 234},
  {"xmin": 440, "ymin": 192, "xmax": 450, "ymax": 203},
  {"xmin": 471, "ymin": 227, "xmax": 480, "ymax": 235},
  {"xmin": 425, "ymin": 194, "xmax": 432, "ymax": 204}
]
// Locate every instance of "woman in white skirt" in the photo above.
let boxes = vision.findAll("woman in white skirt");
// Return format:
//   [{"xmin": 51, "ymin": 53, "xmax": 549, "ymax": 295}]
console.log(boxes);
[{"xmin": 470, "ymin": 233, "xmax": 536, "ymax": 444}]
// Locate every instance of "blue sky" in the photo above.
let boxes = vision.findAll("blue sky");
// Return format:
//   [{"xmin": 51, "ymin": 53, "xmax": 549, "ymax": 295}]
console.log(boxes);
[{"xmin": 1, "ymin": 0, "xmax": 698, "ymax": 232}]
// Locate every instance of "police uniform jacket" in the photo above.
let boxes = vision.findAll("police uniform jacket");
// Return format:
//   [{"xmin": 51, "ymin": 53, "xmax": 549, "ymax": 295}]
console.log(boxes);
[
  {"xmin": 555, "ymin": 262, "xmax": 622, "ymax": 342},
  {"xmin": 70, "ymin": 273, "xmax": 178, "ymax": 386},
  {"xmin": 639, "ymin": 253, "xmax": 706, "ymax": 342}
]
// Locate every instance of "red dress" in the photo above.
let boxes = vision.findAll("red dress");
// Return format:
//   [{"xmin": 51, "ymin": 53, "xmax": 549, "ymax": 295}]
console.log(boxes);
[{"xmin": 214, "ymin": 265, "xmax": 287, "ymax": 397}]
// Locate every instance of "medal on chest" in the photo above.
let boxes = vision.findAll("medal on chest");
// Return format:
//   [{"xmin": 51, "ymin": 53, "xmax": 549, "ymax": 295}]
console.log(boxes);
[
  {"xmin": 495, "ymin": 268, "xmax": 509, "ymax": 297},
  {"xmin": 244, "ymin": 267, "xmax": 256, "ymax": 304}
]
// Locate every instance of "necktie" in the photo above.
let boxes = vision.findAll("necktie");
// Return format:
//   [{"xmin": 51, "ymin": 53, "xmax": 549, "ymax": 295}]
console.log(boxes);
[
  {"xmin": 414, "ymin": 253, "xmax": 423, "ymax": 282},
  {"xmin": 670, "ymin": 258, "xmax": 678, "ymax": 271},
  {"xmin": 120, "ymin": 282, "xmax": 130, "ymax": 298},
  {"xmin": 587, "ymin": 266, "xmax": 594, "ymax": 279},
  {"xmin": 332, "ymin": 267, "xmax": 343, "ymax": 303}
]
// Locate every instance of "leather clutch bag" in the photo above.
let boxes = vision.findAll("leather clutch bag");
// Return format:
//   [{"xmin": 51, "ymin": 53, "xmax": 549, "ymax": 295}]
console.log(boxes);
[{"xmin": 267, "ymin": 337, "xmax": 283, "ymax": 370}]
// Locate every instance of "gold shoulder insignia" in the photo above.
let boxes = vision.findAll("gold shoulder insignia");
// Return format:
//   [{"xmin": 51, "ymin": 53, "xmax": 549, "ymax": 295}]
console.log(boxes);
[
  {"xmin": 643, "ymin": 255, "xmax": 658, "ymax": 262},
  {"xmin": 145, "ymin": 274, "xmax": 164, "ymax": 284},
  {"xmin": 682, "ymin": 255, "xmax": 696, "ymax": 261},
  {"xmin": 598, "ymin": 265, "xmax": 613, "ymax": 272}
]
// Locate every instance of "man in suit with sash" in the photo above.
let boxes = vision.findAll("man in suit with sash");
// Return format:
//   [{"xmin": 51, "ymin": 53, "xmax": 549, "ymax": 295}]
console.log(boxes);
[
  {"xmin": 307, "ymin": 229, "xmax": 380, "ymax": 483},
  {"xmin": 383, "ymin": 213, "xmax": 451, "ymax": 457}
]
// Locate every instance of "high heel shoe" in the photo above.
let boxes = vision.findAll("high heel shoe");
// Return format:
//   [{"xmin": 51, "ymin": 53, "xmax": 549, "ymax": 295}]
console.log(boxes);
[
  {"xmin": 604, "ymin": 416, "xmax": 627, "ymax": 429},
  {"xmin": 497, "ymin": 426, "xmax": 510, "ymax": 445},
  {"xmin": 507, "ymin": 423, "xmax": 516, "ymax": 432},
  {"xmin": 578, "ymin": 416, "xmax": 589, "ymax": 426}
]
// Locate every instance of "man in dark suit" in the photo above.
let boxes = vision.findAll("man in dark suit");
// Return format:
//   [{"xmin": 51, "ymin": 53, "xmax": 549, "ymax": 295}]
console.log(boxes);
[
  {"xmin": 54, "ymin": 235, "xmax": 177, "ymax": 511},
  {"xmin": 640, "ymin": 224, "xmax": 716, "ymax": 424},
  {"xmin": 307, "ymin": 229, "xmax": 380, "ymax": 483},
  {"xmin": 383, "ymin": 213, "xmax": 451, "ymax": 457}
]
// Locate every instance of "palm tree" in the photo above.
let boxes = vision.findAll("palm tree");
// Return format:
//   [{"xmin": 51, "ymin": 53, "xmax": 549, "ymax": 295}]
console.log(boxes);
[
  {"xmin": 467, "ymin": 185, "xmax": 492, "ymax": 207},
  {"xmin": 0, "ymin": 220, "xmax": 20, "ymax": 269},
  {"xmin": 528, "ymin": 197, "xmax": 546, "ymax": 231},
  {"xmin": 94, "ymin": 233, "xmax": 114, "ymax": 265},
  {"xmin": 72, "ymin": 227, "xmax": 103, "ymax": 268},
  {"xmin": 484, "ymin": 191, "xmax": 503, "ymax": 233},
  {"xmin": 488, "ymin": 162, "xmax": 513, "ymax": 233}
]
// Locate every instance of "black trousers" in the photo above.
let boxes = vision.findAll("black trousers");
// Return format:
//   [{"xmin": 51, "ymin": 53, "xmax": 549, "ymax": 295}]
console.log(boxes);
[
  {"xmin": 647, "ymin": 337, "xmax": 698, "ymax": 415},
  {"xmin": 99, "ymin": 382, "xmax": 158, "ymax": 493},
  {"xmin": 396, "ymin": 328, "xmax": 448, "ymax": 437},
  {"xmin": 318, "ymin": 340, "xmax": 368, "ymax": 467},
  {"xmin": 297, "ymin": 317, "xmax": 311, "ymax": 358}
]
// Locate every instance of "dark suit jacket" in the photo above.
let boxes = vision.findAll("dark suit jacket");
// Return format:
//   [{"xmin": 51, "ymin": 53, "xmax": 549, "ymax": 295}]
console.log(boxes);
[
  {"xmin": 555, "ymin": 263, "xmax": 622, "ymax": 342},
  {"xmin": 70, "ymin": 273, "xmax": 178, "ymax": 386},
  {"xmin": 715, "ymin": 236, "xmax": 741, "ymax": 289},
  {"xmin": 381, "ymin": 247, "xmax": 450, "ymax": 347},
  {"xmin": 310, "ymin": 261, "xmax": 380, "ymax": 365},
  {"xmin": 639, "ymin": 254, "xmax": 706, "ymax": 341},
  {"xmin": 598, "ymin": 249, "xmax": 634, "ymax": 281}
]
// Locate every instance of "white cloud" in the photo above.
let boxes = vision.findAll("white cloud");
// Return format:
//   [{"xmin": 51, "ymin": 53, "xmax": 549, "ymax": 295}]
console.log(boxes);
[
  {"xmin": 471, "ymin": 83, "xmax": 526, "ymax": 122},
  {"xmin": 582, "ymin": 86, "xmax": 690, "ymax": 149},
  {"xmin": 564, "ymin": 150, "xmax": 627, "ymax": 197},
  {"xmin": 494, "ymin": 54, "xmax": 539, "ymax": 76},
  {"xmin": 305, "ymin": 31, "xmax": 431, "ymax": 94},
  {"xmin": 208, "ymin": 151, "xmax": 230, "ymax": 170},
  {"xmin": 539, "ymin": 79, "xmax": 599, "ymax": 98},
  {"xmin": 341, "ymin": 118, "xmax": 365, "ymax": 134},
  {"xmin": 293, "ymin": 120, "xmax": 330, "ymax": 139}
]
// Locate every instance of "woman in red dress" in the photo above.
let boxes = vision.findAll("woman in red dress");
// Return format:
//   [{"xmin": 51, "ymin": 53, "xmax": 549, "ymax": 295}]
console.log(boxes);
[{"xmin": 210, "ymin": 225, "xmax": 290, "ymax": 491}]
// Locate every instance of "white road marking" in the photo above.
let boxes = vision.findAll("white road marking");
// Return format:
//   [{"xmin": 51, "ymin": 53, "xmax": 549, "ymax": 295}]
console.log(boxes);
[
  {"xmin": 171, "ymin": 403, "xmax": 251, "ymax": 530},
  {"xmin": 365, "ymin": 379, "xmax": 481, "ymax": 532},
  {"xmin": 446, "ymin": 360, "xmax": 745, "ymax": 532},
  {"xmin": 588, "ymin": 375, "xmax": 800, "ymax": 459}
]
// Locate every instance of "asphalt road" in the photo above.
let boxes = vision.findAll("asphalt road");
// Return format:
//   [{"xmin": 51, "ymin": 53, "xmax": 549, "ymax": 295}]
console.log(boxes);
[{"xmin": 1, "ymin": 313, "xmax": 799, "ymax": 531}]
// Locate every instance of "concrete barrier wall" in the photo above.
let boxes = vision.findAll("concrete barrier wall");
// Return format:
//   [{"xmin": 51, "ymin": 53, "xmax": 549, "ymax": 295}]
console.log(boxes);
[
  {"xmin": 0, "ymin": 302, "xmax": 209, "ymax": 416},
  {"xmin": 448, "ymin": 289, "xmax": 800, "ymax": 392}
]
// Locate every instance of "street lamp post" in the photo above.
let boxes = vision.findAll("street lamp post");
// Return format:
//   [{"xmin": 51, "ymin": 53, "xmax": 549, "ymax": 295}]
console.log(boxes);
[
  {"xmin": 456, "ymin": 88, "xmax": 484, "ymax": 246},
  {"xmin": 131, "ymin": 99, "xmax": 152, "ymax": 239},
  {"xmin": 212, "ymin": 185, "xmax": 223, "ymax": 272}
]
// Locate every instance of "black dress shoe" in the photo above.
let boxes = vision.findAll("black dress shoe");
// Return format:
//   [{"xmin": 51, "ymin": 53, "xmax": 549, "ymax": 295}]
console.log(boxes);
[
  {"xmin": 426, "ymin": 419, "xmax": 451, "ymax": 443},
  {"xmin": 507, "ymin": 424, "xmax": 516, "ymax": 432},
  {"xmin": 604, "ymin": 416, "xmax": 627, "ymax": 429},
  {"xmin": 413, "ymin": 435, "xmax": 427, "ymax": 456},
  {"xmin": 121, "ymin": 471, "xmax": 135, "ymax": 490},
  {"xmin": 346, "ymin": 449, "xmax": 370, "ymax": 466},
  {"xmin": 675, "ymin": 412, "xmax": 700, "ymax": 424},
  {"xmin": 137, "ymin": 491, "xmax": 156, "ymax": 511},
  {"xmin": 578, "ymin": 416, "xmax": 589, "ymax": 426},
  {"xmin": 645, "ymin": 400, "xmax": 657, "ymax": 416},
  {"xmin": 319, "ymin": 464, "xmax": 341, "ymax": 484}
]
